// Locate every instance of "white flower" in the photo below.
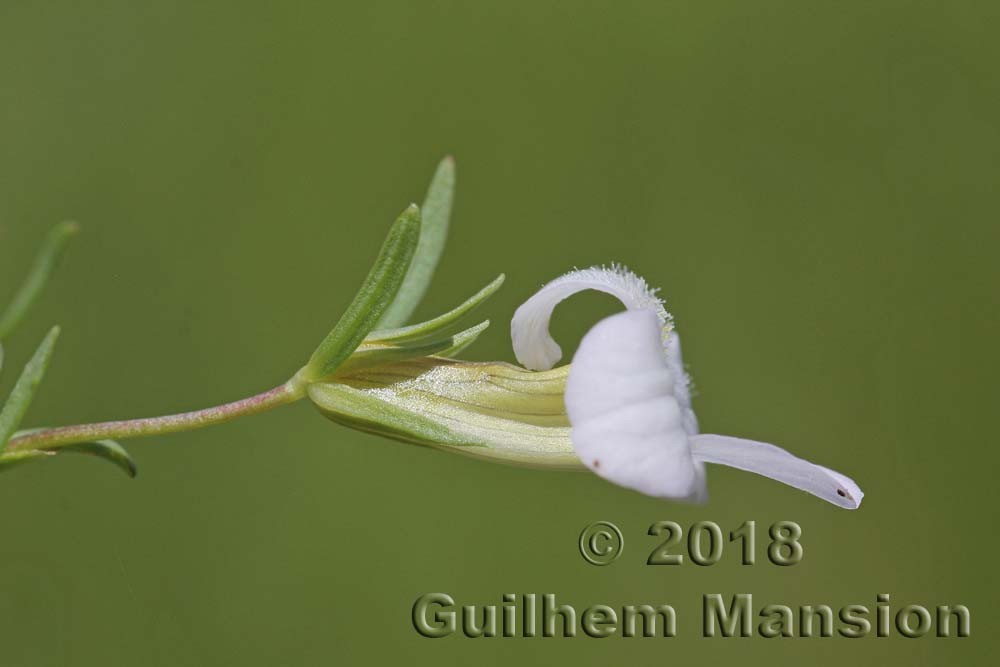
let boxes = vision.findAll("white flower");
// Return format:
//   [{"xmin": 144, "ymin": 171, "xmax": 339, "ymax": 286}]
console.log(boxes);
[{"xmin": 512, "ymin": 265, "xmax": 863, "ymax": 509}]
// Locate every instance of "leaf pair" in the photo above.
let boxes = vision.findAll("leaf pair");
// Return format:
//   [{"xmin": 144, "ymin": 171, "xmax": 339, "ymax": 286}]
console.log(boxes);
[
  {"xmin": 0, "ymin": 224, "xmax": 136, "ymax": 477},
  {"xmin": 337, "ymin": 274, "xmax": 505, "ymax": 375},
  {"xmin": 304, "ymin": 157, "xmax": 503, "ymax": 381}
]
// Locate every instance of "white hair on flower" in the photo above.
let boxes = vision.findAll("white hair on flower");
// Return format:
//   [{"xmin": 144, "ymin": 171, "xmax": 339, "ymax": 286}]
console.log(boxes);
[{"xmin": 511, "ymin": 263, "xmax": 673, "ymax": 370}]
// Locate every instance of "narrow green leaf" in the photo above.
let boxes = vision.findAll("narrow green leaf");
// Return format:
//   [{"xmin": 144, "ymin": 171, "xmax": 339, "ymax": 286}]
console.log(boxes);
[
  {"xmin": 367, "ymin": 274, "xmax": 504, "ymax": 343},
  {"xmin": 304, "ymin": 205, "xmax": 421, "ymax": 380},
  {"xmin": 60, "ymin": 440, "xmax": 138, "ymax": 478},
  {"xmin": 1, "ymin": 435, "xmax": 137, "ymax": 478},
  {"xmin": 0, "ymin": 327, "xmax": 60, "ymax": 449},
  {"xmin": 335, "ymin": 320, "xmax": 490, "ymax": 375},
  {"xmin": 377, "ymin": 157, "xmax": 455, "ymax": 328},
  {"xmin": 437, "ymin": 320, "xmax": 490, "ymax": 358},
  {"xmin": 0, "ymin": 222, "xmax": 79, "ymax": 340}
]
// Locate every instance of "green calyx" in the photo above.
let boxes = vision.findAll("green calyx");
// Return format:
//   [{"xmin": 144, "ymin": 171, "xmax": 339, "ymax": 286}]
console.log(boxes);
[{"xmin": 308, "ymin": 358, "xmax": 582, "ymax": 470}]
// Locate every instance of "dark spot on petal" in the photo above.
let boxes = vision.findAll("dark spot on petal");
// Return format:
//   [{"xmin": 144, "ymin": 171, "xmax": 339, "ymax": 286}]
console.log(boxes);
[
  {"xmin": 837, "ymin": 489, "xmax": 846, "ymax": 497},
  {"xmin": 593, "ymin": 459, "xmax": 600, "ymax": 469}
]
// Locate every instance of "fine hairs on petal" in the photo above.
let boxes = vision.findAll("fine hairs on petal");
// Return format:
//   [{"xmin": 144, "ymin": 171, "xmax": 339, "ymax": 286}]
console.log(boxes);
[
  {"xmin": 511, "ymin": 263, "xmax": 675, "ymax": 371},
  {"xmin": 569, "ymin": 263, "xmax": 674, "ymax": 331}
]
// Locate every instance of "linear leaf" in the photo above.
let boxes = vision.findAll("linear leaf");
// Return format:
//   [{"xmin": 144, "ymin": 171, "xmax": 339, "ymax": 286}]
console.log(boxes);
[
  {"xmin": 0, "ymin": 222, "xmax": 78, "ymax": 340},
  {"xmin": 336, "ymin": 320, "xmax": 490, "ymax": 375},
  {"xmin": 1, "ymin": 435, "xmax": 137, "ymax": 478},
  {"xmin": 367, "ymin": 274, "xmax": 504, "ymax": 343},
  {"xmin": 304, "ymin": 205, "xmax": 421, "ymax": 380},
  {"xmin": 0, "ymin": 327, "xmax": 60, "ymax": 449},
  {"xmin": 377, "ymin": 157, "xmax": 455, "ymax": 328},
  {"xmin": 437, "ymin": 320, "xmax": 490, "ymax": 358},
  {"xmin": 60, "ymin": 440, "xmax": 138, "ymax": 477}
]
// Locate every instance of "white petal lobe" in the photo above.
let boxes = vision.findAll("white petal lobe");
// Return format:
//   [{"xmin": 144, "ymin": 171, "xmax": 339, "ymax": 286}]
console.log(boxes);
[
  {"xmin": 511, "ymin": 265, "xmax": 672, "ymax": 370},
  {"xmin": 689, "ymin": 434, "xmax": 864, "ymax": 509},
  {"xmin": 565, "ymin": 310, "xmax": 705, "ymax": 501}
]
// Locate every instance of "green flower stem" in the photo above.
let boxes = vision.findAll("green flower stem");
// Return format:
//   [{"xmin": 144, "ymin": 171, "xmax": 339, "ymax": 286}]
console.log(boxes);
[{"xmin": 5, "ymin": 375, "xmax": 307, "ymax": 452}]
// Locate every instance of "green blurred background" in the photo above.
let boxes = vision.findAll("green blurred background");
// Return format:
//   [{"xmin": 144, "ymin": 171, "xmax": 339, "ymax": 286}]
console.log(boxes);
[{"xmin": 1, "ymin": 1, "xmax": 997, "ymax": 664}]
